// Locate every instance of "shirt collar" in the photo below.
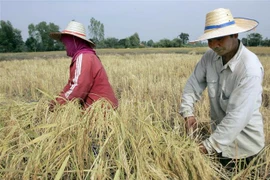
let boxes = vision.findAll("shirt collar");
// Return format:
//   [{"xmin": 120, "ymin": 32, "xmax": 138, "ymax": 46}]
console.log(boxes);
[{"xmin": 215, "ymin": 41, "xmax": 244, "ymax": 72}]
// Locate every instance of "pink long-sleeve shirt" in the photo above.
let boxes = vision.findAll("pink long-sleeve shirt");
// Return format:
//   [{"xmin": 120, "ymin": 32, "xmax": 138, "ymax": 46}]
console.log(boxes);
[{"xmin": 56, "ymin": 52, "xmax": 118, "ymax": 109}]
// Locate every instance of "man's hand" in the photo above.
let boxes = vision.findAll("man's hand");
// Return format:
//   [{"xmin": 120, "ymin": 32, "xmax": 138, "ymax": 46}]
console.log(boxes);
[
  {"xmin": 199, "ymin": 143, "xmax": 208, "ymax": 154},
  {"xmin": 184, "ymin": 116, "xmax": 197, "ymax": 135}
]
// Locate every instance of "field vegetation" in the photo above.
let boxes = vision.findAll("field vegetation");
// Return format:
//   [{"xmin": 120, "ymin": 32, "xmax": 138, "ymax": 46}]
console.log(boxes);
[{"xmin": 0, "ymin": 47, "xmax": 270, "ymax": 179}]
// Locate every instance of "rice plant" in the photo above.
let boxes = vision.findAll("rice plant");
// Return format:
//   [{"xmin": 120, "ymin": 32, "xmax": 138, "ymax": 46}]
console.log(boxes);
[{"xmin": 0, "ymin": 52, "xmax": 269, "ymax": 179}]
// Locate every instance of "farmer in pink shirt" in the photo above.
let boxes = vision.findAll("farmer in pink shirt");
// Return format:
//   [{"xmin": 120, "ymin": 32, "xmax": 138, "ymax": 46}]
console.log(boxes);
[{"xmin": 49, "ymin": 21, "xmax": 118, "ymax": 111}]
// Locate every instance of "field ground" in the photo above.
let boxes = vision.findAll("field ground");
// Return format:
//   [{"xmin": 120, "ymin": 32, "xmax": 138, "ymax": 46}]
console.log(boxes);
[{"xmin": 0, "ymin": 48, "xmax": 270, "ymax": 179}]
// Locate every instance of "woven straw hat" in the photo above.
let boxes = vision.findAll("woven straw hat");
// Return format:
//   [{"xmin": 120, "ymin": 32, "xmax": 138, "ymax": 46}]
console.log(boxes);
[
  {"xmin": 192, "ymin": 8, "xmax": 258, "ymax": 42},
  {"xmin": 50, "ymin": 21, "xmax": 95, "ymax": 47}
]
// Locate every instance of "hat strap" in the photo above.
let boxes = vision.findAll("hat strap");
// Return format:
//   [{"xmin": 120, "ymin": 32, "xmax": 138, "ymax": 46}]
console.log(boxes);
[{"xmin": 204, "ymin": 20, "xmax": 235, "ymax": 31}]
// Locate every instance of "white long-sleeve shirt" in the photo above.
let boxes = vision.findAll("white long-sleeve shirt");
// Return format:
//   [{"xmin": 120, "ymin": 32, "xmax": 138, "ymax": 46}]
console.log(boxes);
[{"xmin": 180, "ymin": 42, "xmax": 265, "ymax": 158}]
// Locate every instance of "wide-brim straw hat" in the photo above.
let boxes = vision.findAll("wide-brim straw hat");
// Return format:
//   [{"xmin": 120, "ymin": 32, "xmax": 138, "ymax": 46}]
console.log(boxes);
[
  {"xmin": 50, "ymin": 21, "xmax": 95, "ymax": 48},
  {"xmin": 191, "ymin": 8, "xmax": 259, "ymax": 42}
]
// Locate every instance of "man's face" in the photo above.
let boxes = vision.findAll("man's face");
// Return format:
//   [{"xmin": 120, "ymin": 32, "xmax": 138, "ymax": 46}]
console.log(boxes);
[{"xmin": 207, "ymin": 34, "xmax": 238, "ymax": 56}]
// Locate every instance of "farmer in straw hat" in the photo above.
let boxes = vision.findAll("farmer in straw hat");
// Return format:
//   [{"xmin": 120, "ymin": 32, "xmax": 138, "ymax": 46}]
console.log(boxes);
[
  {"xmin": 179, "ymin": 8, "xmax": 265, "ymax": 170},
  {"xmin": 49, "ymin": 20, "xmax": 118, "ymax": 111}
]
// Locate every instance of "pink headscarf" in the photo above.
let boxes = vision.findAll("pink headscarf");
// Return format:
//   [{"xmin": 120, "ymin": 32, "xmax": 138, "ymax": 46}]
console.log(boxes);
[{"xmin": 61, "ymin": 34, "xmax": 96, "ymax": 61}]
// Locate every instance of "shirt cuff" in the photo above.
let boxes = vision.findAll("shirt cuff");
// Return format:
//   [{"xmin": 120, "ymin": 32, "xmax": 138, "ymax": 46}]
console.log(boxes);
[
  {"xmin": 202, "ymin": 138, "xmax": 221, "ymax": 155},
  {"xmin": 208, "ymin": 137, "xmax": 222, "ymax": 153},
  {"xmin": 179, "ymin": 110, "xmax": 194, "ymax": 118}
]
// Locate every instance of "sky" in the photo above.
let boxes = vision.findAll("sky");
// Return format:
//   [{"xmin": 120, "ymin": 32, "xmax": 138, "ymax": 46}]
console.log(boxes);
[{"xmin": 1, "ymin": 0, "xmax": 270, "ymax": 42}]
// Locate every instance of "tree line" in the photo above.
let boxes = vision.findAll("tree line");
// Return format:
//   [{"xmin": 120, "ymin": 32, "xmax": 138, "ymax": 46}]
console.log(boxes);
[{"xmin": 0, "ymin": 18, "xmax": 269, "ymax": 53}]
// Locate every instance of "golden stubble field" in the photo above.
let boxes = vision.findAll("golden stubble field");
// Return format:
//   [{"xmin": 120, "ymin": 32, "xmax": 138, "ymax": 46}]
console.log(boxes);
[{"xmin": 0, "ymin": 48, "xmax": 270, "ymax": 179}]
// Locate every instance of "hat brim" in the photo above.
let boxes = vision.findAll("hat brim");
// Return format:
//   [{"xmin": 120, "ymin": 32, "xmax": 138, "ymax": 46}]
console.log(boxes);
[
  {"xmin": 191, "ymin": 18, "xmax": 259, "ymax": 43},
  {"xmin": 49, "ymin": 32, "xmax": 95, "ymax": 48}
]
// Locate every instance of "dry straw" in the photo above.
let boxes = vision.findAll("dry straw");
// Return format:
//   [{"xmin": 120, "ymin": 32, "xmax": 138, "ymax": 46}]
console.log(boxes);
[{"xmin": 0, "ymin": 53, "xmax": 269, "ymax": 179}]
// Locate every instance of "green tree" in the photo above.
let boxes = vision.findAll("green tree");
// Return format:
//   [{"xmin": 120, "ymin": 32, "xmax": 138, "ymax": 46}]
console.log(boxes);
[
  {"xmin": 88, "ymin": 17, "xmax": 105, "ymax": 45},
  {"xmin": 146, "ymin": 39, "xmax": 154, "ymax": 47},
  {"xmin": 159, "ymin": 38, "xmax": 172, "ymax": 47},
  {"xmin": 118, "ymin": 38, "xmax": 126, "ymax": 48},
  {"xmin": 129, "ymin": 33, "xmax": 140, "ymax": 48},
  {"xmin": 179, "ymin": 32, "xmax": 189, "ymax": 45},
  {"xmin": 27, "ymin": 23, "xmax": 41, "ymax": 51},
  {"xmin": 25, "ymin": 37, "xmax": 38, "ymax": 52},
  {"xmin": 47, "ymin": 22, "xmax": 63, "ymax": 51},
  {"xmin": 247, "ymin": 33, "xmax": 263, "ymax": 46},
  {"xmin": 261, "ymin": 38, "xmax": 270, "ymax": 47},
  {"xmin": 241, "ymin": 37, "xmax": 248, "ymax": 46},
  {"xmin": 26, "ymin": 21, "xmax": 61, "ymax": 51},
  {"xmin": 13, "ymin": 29, "xmax": 24, "ymax": 52},
  {"xmin": 171, "ymin": 38, "xmax": 182, "ymax": 47},
  {"xmin": 0, "ymin": 20, "xmax": 24, "ymax": 52},
  {"xmin": 118, "ymin": 38, "xmax": 131, "ymax": 48},
  {"xmin": 103, "ymin": 37, "xmax": 118, "ymax": 48}
]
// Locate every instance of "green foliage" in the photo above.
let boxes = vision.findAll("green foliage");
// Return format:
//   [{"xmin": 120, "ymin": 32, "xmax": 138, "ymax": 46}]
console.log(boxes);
[
  {"xmin": 25, "ymin": 21, "xmax": 63, "ymax": 52},
  {"xmin": 242, "ymin": 33, "xmax": 264, "ymax": 47},
  {"xmin": 95, "ymin": 32, "xmax": 141, "ymax": 49},
  {"xmin": 118, "ymin": 38, "xmax": 131, "ymax": 48},
  {"xmin": 242, "ymin": 37, "xmax": 248, "ymax": 46},
  {"xmin": 261, "ymin": 38, "xmax": 270, "ymax": 47},
  {"xmin": 154, "ymin": 38, "xmax": 172, "ymax": 47},
  {"xmin": 247, "ymin": 33, "xmax": 263, "ymax": 46},
  {"xmin": 129, "ymin": 33, "xmax": 140, "ymax": 47},
  {"xmin": 1, "ymin": 19, "xmax": 270, "ymax": 52},
  {"xmin": 103, "ymin": 37, "xmax": 119, "ymax": 48},
  {"xmin": 0, "ymin": 20, "xmax": 24, "ymax": 52},
  {"xmin": 171, "ymin": 38, "xmax": 182, "ymax": 47},
  {"xmin": 146, "ymin": 39, "xmax": 154, "ymax": 47},
  {"xmin": 88, "ymin": 17, "xmax": 105, "ymax": 44},
  {"xmin": 243, "ymin": 35, "xmax": 270, "ymax": 47},
  {"xmin": 179, "ymin": 32, "xmax": 189, "ymax": 45},
  {"xmin": 153, "ymin": 38, "xmax": 183, "ymax": 48}
]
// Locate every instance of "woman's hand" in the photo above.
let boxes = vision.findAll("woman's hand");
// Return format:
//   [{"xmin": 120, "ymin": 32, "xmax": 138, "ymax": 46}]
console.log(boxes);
[{"xmin": 49, "ymin": 100, "xmax": 56, "ymax": 112}]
